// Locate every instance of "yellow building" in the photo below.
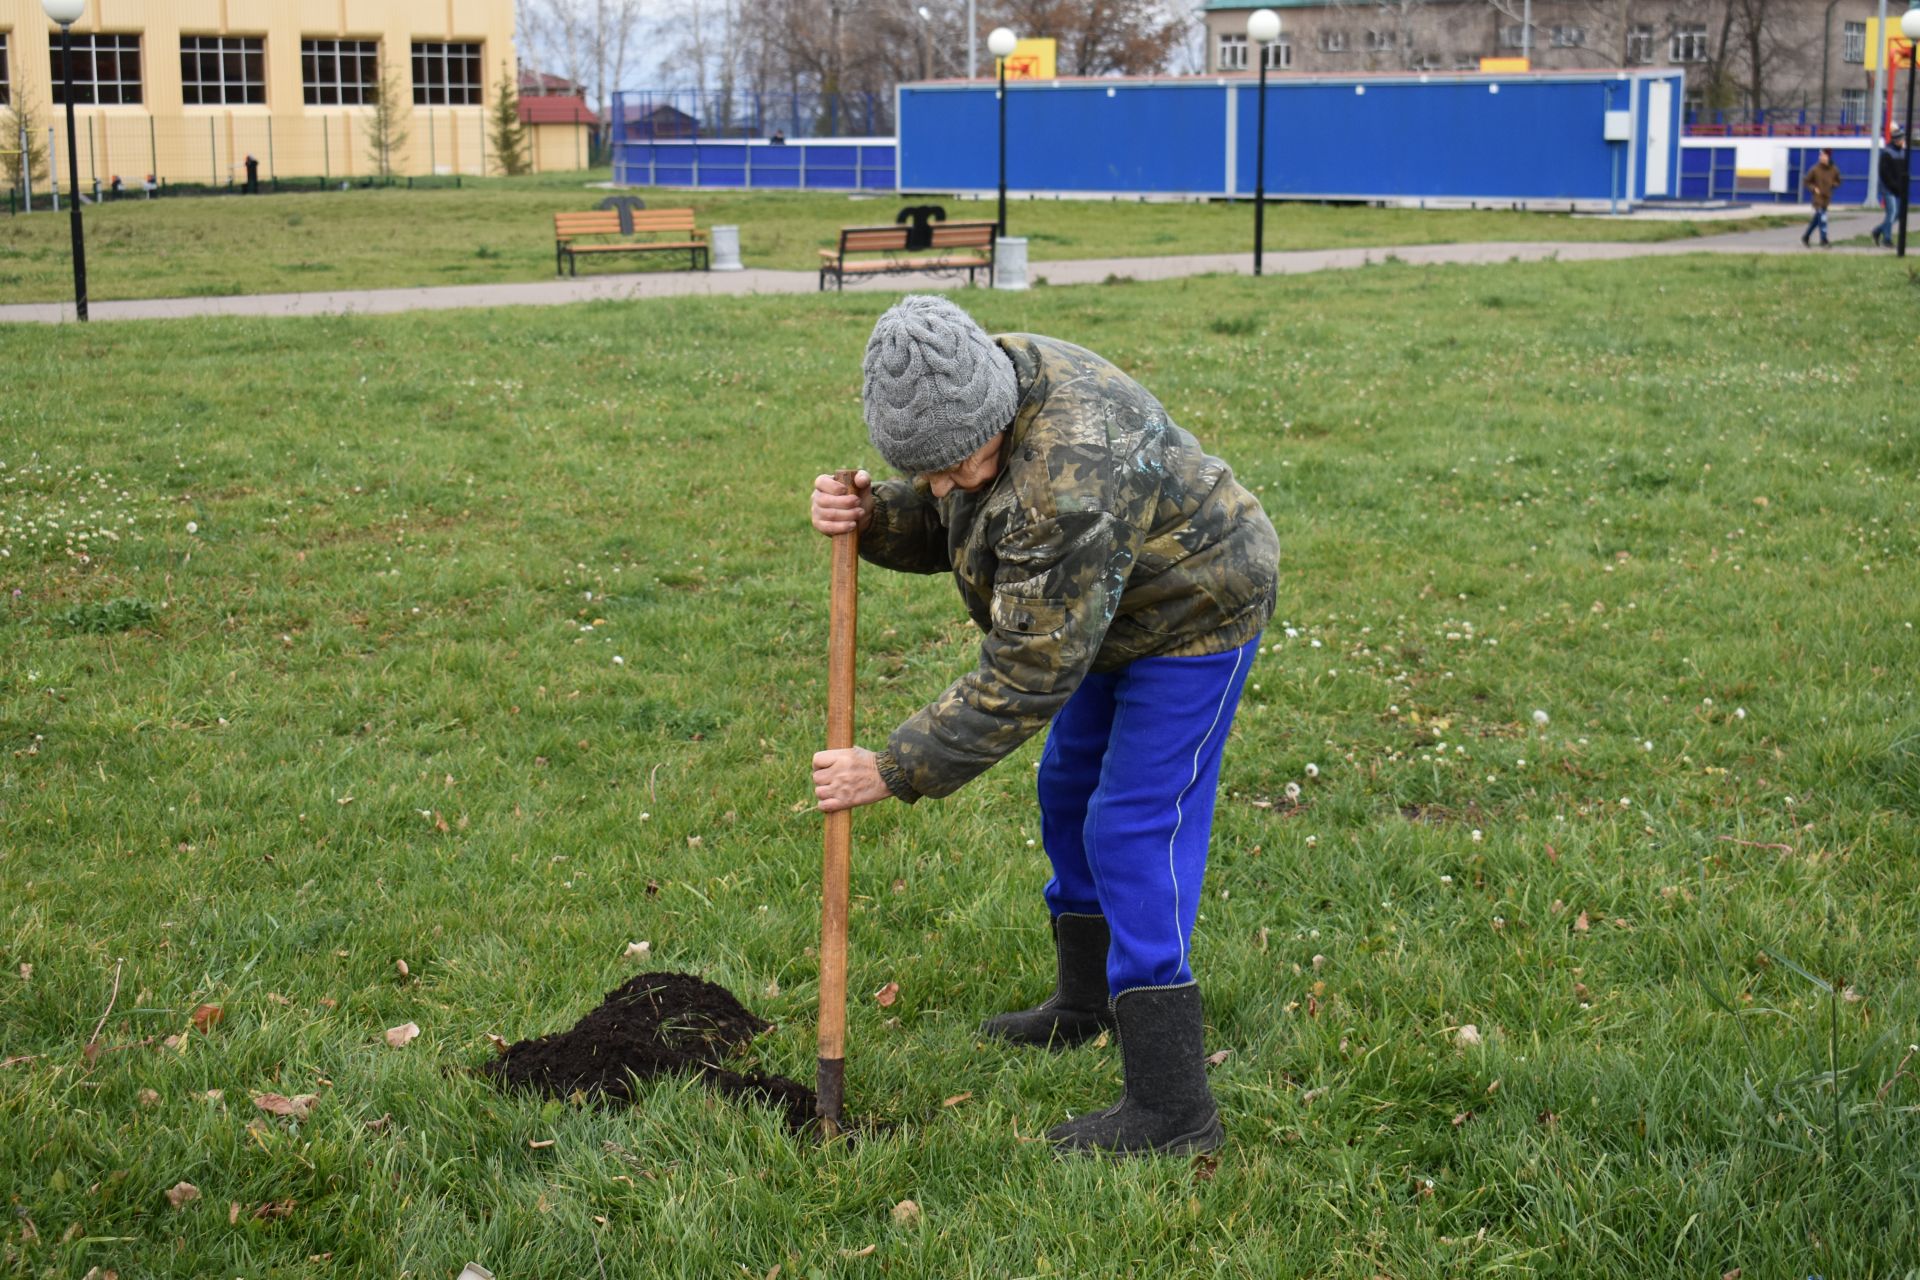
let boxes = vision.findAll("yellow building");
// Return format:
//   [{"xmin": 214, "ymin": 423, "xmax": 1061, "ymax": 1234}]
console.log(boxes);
[{"xmin": 1, "ymin": 0, "xmax": 518, "ymax": 188}]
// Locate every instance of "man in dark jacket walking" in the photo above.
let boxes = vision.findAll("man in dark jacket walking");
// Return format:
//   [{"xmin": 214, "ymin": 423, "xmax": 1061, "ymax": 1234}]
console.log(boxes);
[
  {"xmin": 1874, "ymin": 127, "xmax": 1908, "ymax": 247},
  {"xmin": 809, "ymin": 295, "xmax": 1279, "ymax": 1156},
  {"xmin": 1802, "ymin": 149, "xmax": 1843, "ymax": 247}
]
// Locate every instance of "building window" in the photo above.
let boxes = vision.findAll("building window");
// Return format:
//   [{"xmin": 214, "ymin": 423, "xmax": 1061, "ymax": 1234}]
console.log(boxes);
[
  {"xmin": 1684, "ymin": 90, "xmax": 1705, "ymax": 119},
  {"xmin": 180, "ymin": 36, "xmax": 265, "ymax": 105},
  {"xmin": 48, "ymin": 33, "xmax": 143, "ymax": 105},
  {"xmin": 1217, "ymin": 32, "xmax": 1248, "ymax": 71},
  {"xmin": 1319, "ymin": 29, "xmax": 1348, "ymax": 52},
  {"xmin": 411, "ymin": 41, "xmax": 482, "ymax": 105},
  {"xmin": 1626, "ymin": 25, "xmax": 1655, "ymax": 63},
  {"xmin": 1264, "ymin": 38, "xmax": 1292, "ymax": 69},
  {"xmin": 1366, "ymin": 29, "xmax": 1397, "ymax": 50},
  {"xmin": 0, "ymin": 33, "xmax": 10, "ymax": 106},
  {"xmin": 1842, "ymin": 21, "xmax": 1866, "ymax": 63},
  {"xmin": 1499, "ymin": 24, "xmax": 1529, "ymax": 49},
  {"xmin": 1670, "ymin": 24, "xmax": 1708, "ymax": 62},
  {"xmin": 1841, "ymin": 87, "xmax": 1868, "ymax": 121},
  {"xmin": 1550, "ymin": 26, "xmax": 1585, "ymax": 48},
  {"xmin": 303, "ymin": 38, "xmax": 381, "ymax": 106}
]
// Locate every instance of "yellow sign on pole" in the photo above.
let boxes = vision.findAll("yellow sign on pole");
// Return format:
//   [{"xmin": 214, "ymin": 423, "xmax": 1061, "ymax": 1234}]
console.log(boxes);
[
  {"xmin": 1479, "ymin": 56, "xmax": 1531, "ymax": 72},
  {"xmin": 1865, "ymin": 19, "xmax": 1916, "ymax": 70},
  {"xmin": 1001, "ymin": 37, "xmax": 1057, "ymax": 80}
]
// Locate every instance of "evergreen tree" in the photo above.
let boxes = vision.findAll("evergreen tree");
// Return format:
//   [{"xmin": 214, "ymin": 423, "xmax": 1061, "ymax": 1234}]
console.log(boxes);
[
  {"xmin": 364, "ymin": 65, "xmax": 411, "ymax": 179},
  {"xmin": 490, "ymin": 65, "xmax": 531, "ymax": 176},
  {"xmin": 1, "ymin": 85, "xmax": 51, "ymax": 194}
]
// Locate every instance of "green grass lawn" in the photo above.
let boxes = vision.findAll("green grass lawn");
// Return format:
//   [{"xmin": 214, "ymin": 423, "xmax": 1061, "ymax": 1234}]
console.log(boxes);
[
  {"xmin": 3, "ymin": 256, "xmax": 1917, "ymax": 1278},
  {"xmin": 2, "ymin": 169, "xmax": 1758, "ymax": 304}
]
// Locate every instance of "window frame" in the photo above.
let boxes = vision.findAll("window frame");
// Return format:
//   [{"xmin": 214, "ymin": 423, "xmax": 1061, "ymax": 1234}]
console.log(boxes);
[
  {"xmin": 1840, "ymin": 87, "xmax": 1868, "ymax": 121},
  {"xmin": 1550, "ymin": 25, "xmax": 1584, "ymax": 48},
  {"xmin": 1498, "ymin": 24, "xmax": 1530, "ymax": 49},
  {"xmin": 1217, "ymin": 31, "xmax": 1248, "ymax": 71},
  {"xmin": 1669, "ymin": 24, "xmax": 1708, "ymax": 63},
  {"xmin": 179, "ymin": 34, "xmax": 265, "ymax": 106},
  {"xmin": 0, "ymin": 32, "xmax": 10, "ymax": 107},
  {"xmin": 302, "ymin": 37, "xmax": 382, "ymax": 107},
  {"xmin": 1318, "ymin": 29, "xmax": 1348, "ymax": 53},
  {"xmin": 1626, "ymin": 25, "xmax": 1655, "ymax": 63},
  {"xmin": 1842, "ymin": 21, "xmax": 1866, "ymax": 63},
  {"xmin": 48, "ymin": 32, "xmax": 144, "ymax": 105},
  {"xmin": 410, "ymin": 40, "xmax": 483, "ymax": 106},
  {"xmin": 1264, "ymin": 37, "xmax": 1292, "ymax": 70},
  {"xmin": 1365, "ymin": 28, "xmax": 1397, "ymax": 50}
]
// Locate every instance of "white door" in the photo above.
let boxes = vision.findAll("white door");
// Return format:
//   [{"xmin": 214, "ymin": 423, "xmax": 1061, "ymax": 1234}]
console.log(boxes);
[{"xmin": 1645, "ymin": 80, "xmax": 1673, "ymax": 196}]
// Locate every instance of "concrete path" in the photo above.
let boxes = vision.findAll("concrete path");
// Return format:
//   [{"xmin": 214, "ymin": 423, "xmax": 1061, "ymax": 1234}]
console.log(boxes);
[{"xmin": 0, "ymin": 212, "xmax": 1883, "ymax": 325}]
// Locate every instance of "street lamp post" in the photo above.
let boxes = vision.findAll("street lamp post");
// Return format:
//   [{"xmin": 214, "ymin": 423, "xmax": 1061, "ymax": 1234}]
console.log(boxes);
[
  {"xmin": 988, "ymin": 26, "xmax": 1017, "ymax": 236},
  {"xmin": 1900, "ymin": 3, "xmax": 1920, "ymax": 257},
  {"xmin": 44, "ymin": 0, "xmax": 89, "ymax": 321},
  {"xmin": 1247, "ymin": 8, "xmax": 1280, "ymax": 276}
]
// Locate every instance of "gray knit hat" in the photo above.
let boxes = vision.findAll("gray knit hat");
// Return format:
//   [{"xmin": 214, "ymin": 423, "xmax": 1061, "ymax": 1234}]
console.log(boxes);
[{"xmin": 862, "ymin": 295, "xmax": 1019, "ymax": 474}]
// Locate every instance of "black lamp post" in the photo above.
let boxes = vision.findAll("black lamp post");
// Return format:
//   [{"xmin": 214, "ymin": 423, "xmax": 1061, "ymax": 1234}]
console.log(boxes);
[
  {"xmin": 44, "ymin": 0, "xmax": 89, "ymax": 322},
  {"xmin": 1247, "ymin": 8, "xmax": 1280, "ymax": 276},
  {"xmin": 1900, "ymin": 3, "xmax": 1920, "ymax": 257},
  {"xmin": 988, "ymin": 26, "xmax": 1017, "ymax": 235}
]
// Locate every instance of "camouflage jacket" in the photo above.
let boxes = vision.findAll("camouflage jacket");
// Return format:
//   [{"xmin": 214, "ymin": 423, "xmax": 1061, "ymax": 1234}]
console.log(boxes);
[{"xmin": 862, "ymin": 333, "xmax": 1279, "ymax": 803}]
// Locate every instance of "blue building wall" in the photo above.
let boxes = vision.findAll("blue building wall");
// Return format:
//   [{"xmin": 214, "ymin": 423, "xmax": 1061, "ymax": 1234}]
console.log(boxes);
[
  {"xmin": 613, "ymin": 139, "xmax": 898, "ymax": 191},
  {"xmin": 1677, "ymin": 141, "xmax": 1911, "ymax": 204},
  {"xmin": 898, "ymin": 71, "xmax": 1683, "ymax": 205}
]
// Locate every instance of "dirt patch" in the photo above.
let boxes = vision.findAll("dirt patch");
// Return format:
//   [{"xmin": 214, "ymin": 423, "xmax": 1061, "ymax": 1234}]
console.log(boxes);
[{"xmin": 484, "ymin": 971, "xmax": 818, "ymax": 1133}]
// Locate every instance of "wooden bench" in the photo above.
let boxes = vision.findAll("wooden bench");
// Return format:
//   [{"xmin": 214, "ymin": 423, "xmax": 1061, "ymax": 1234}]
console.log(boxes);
[
  {"xmin": 817, "ymin": 221, "xmax": 997, "ymax": 291},
  {"xmin": 553, "ymin": 209, "xmax": 709, "ymax": 276}
]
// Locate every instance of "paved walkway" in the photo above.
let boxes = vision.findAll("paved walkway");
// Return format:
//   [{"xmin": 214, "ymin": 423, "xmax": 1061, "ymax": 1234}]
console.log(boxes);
[{"xmin": 0, "ymin": 212, "xmax": 1882, "ymax": 325}]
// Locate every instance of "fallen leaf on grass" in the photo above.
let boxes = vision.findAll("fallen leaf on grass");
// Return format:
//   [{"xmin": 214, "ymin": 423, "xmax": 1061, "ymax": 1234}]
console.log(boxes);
[
  {"xmin": 81, "ymin": 1268, "xmax": 118, "ymax": 1280},
  {"xmin": 890, "ymin": 1199, "xmax": 922, "ymax": 1227},
  {"xmin": 165, "ymin": 1181, "xmax": 200, "ymax": 1208},
  {"xmin": 528, "ymin": 1139, "xmax": 555, "ymax": 1149},
  {"xmin": 252, "ymin": 1199, "xmax": 296, "ymax": 1221},
  {"xmin": 1091, "ymin": 1029, "xmax": 1111, "ymax": 1049},
  {"xmin": 1204, "ymin": 1050, "xmax": 1232, "ymax": 1067},
  {"xmin": 1455, "ymin": 1024, "xmax": 1483, "ymax": 1048},
  {"xmin": 395, "ymin": 960, "xmax": 410, "ymax": 979},
  {"xmin": 1573, "ymin": 912, "xmax": 1591, "ymax": 933},
  {"xmin": 873, "ymin": 982, "xmax": 900, "ymax": 1008},
  {"xmin": 17, "ymin": 964, "xmax": 30, "ymax": 981},
  {"xmin": 484, "ymin": 1033, "xmax": 510, "ymax": 1055},
  {"xmin": 840, "ymin": 1244, "xmax": 877, "ymax": 1259},
  {"xmin": 136, "ymin": 1089, "xmax": 160, "ymax": 1108},
  {"xmin": 364, "ymin": 1113, "xmax": 391, "ymax": 1132},
  {"xmin": 190, "ymin": 1004, "xmax": 224, "ymax": 1034},
  {"xmin": 229, "ymin": 1202, "xmax": 241, "ymax": 1224},
  {"xmin": 624, "ymin": 941, "xmax": 651, "ymax": 960},
  {"xmin": 1191, "ymin": 1153, "xmax": 1219, "ymax": 1183},
  {"xmin": 1722, "ymin": 1271, "xmax": 1742, "ymax": 1280},
  {"xmin": 384, "ymin": 1022, "xmax": 420, "ymax": 1048},
  {"xmin": 253, "ymin": 1093, "xmax": 319, "ymax": 1120},
  {"xmin": 940, "ymin": 1092, "xmax": 972, "ymax": 1108},
  {"xmin": 265, "ymin": 993, "xmax": 293, "ymax": 1006},
  {"xmin": 203, "ymin": 1089, "xmax": 223, "ymax": 1103},
  {"xmin": 1452, "ymin": 1111, "xmax": 1473, "ymax": 1127}
]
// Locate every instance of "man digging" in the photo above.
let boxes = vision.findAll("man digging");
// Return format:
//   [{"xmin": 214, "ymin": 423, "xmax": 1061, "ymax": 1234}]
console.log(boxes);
[{"xmin": 809, "ymin": 295, "xmax": 1279, "ymax": 1156}]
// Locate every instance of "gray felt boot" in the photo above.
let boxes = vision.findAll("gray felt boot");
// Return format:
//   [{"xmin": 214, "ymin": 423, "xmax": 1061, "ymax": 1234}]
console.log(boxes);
[
  {"xmin": 979, "ymin": 914, "xmax": 1116, "ymax": 1049},
  {"xmin": 1047, "ymin": 982, "xmax": 1224, "ymax": 1156}
]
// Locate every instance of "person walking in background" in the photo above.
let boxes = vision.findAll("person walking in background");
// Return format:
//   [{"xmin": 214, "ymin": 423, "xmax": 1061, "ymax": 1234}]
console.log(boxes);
[
  {"xmin": 1801, "ymin": 149, "xmax": 1843, "ymax": 247},
  {"xmin": 1873, "ymin": 127, "xmax": 1907, "ymax": 248}
]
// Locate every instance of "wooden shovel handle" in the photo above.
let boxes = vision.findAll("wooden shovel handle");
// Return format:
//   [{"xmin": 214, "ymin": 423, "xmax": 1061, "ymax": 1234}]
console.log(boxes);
[{"xmin": 817, "ymin": 468, "xmax": 860, "ymax": 1134}]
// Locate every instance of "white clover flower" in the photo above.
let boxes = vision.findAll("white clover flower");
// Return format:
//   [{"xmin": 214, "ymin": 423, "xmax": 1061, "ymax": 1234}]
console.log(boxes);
[
  {"xmin": 1440, "ymin": 874, "xmax": 1453, "ymax": 885},
  {"xmin": 1305, "ymin": 763, "xmax": 1320, "ymax": 779},
  {"xmin": 1470, "ymin": 830, "xmax": 1483, "ymax": 842},
  {"xmin": 1734, "ymin": 707, "xmax": 1747, "ymax": 719},
  {"xmin": 1619, "ymin": 797, "xmax": 1632, "ymax": 807},
  {"xmin": 185, "ymin": 521, "xmax": 199, "ymax": 534},
  {"xmin": 1532, "ymin": 709, "xmax": 1550, "ymax": 726},
  {"xmin": 613, "ymin": 655, "xmax": 624, "ymax": 665},
  {"xmin": 1284, "ymin": 781, "xmax": 1302, "ymax": 802}
]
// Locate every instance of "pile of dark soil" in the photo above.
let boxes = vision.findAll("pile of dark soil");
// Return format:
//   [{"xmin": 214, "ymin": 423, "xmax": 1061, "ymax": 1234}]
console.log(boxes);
[{"xmin": 484, "ymin": 971, "xmax": 818, "ymax": 1133}]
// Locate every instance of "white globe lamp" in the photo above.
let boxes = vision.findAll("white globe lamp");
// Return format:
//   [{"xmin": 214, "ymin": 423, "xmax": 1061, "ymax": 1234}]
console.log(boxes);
[
  {"xmin": 42, "ymin": 0, "xmax": 87, "ymax": 24},
  {"xmin": 1247, "ymin": 8, "xmax": 1281, "ymax": 43},
  {"xmin": 987, "ymin": 26, "xmax": 1018, "ymax": 58}
]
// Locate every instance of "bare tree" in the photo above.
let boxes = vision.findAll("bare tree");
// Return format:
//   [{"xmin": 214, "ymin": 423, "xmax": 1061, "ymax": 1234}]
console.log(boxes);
[
  {"xmin": 989, "ymin": 0, "xmax": 1187, "ymax": 75},
  {"xmin": 521, "ymin": 0, "xmax": 645, "ymax": 136}
]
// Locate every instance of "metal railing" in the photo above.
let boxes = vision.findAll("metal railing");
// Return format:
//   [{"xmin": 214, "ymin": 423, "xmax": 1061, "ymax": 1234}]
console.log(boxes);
[{"xmin": 612, "ymin": 90, "xmax": 888, "ymax": 143}]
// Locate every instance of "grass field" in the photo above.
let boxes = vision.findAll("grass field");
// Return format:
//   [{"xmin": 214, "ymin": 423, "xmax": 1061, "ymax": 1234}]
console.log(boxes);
[
  {"xmin": 3, "ymin": 255, "xmax": 1918, "ymax": 1278},
  {"xmin": 1, "ymin": 170, "xmax": 1765, "ymax": 304}
]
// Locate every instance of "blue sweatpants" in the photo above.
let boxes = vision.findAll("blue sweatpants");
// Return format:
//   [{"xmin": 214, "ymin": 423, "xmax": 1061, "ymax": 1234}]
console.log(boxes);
[{"xmin": 1038, "ymin": 634, "xmax": 1259, "ymax": 994}]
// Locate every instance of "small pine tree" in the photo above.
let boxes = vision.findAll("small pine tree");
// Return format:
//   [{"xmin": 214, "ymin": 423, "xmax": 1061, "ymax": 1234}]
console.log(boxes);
[
  {"xmin": 364, "ymin": 66, "xmax": 411, "ymax": 179},
  {"xmin": 489, "ymin": 65, "xmax": 530, "ymax": 176},
  {"xmin": 1, "ymin": 85, "xmax": 51, "ymax": 193}
]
